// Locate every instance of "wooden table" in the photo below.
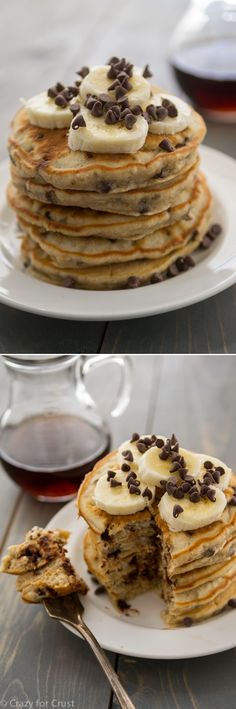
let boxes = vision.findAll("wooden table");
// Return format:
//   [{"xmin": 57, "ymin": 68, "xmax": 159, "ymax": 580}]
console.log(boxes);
[
  {"xmin": 1, "ymin": 0, "xmax": 236, "ymax": 354},
  {"xmin": 1, "ymin": 355, "xmax": 236, "ymax": 708}
]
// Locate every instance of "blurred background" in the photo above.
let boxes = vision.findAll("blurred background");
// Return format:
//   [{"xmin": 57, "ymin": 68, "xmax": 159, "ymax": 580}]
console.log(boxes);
[{"xmin": 1, "ymin": 0, "xmax": 236, "ymax": 160}]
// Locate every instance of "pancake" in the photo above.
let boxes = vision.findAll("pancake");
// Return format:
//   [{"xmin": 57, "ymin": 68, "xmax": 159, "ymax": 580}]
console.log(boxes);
[
  {"xmin": 77, "ymin": 438, "xmax": 236, "ymax": 627},
  {"xmin": 17, "ymin": 175, "xmax": 210, "ymax": 267},
  {"xmin": 10, "ymin": 157, "xmax": 199, "ymax": 216},
  {"xmin": 7, "ymin": 178, "xmax": 197, "ymax": 240},
  {"xmin": 8, "ymin": 103, "xmax": 206, "ymax": 192},
  {"xmin": 20, "ymin": 181, "xmax": 212, "ymax": 288}
]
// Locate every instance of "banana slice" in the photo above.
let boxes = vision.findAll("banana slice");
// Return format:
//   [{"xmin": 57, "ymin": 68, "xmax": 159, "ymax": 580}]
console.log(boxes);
[
  {"xmin": 68, "ymin": 106, "xmax": 148, "ymax": 154},
  {"xmin": 197, "ymin": 454, "xmax": 231, "ymax": 491},
  {"xmin": 93, "ymin": 471, "xmax": 155, "ymax": 515},
  {"xmin": 159, "ymin": 487, "xmax": 227, "ymax": 532},
  {"xmin": 139, "ymin": 444, "xmax": 200, "ymax": 487},
  {"xmin": 148, "ymin": 92, "xmax": 191, "ymax": 135},
  {"xmin": 25, "ymin": 91, "xmax": 74, "ymax": 129},
  {"xmin": 79, "ymin": 65, "xmax": 151, "ymax": 108}
]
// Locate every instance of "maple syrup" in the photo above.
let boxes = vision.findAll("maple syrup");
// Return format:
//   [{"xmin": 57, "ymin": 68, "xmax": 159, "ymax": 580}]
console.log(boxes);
[
  {"xmin": 171, "ymin": 38, "xmax": 236, "ymax": 118},
  {"xmin": 0, "ymin": 414, "xmax": 110, "ymax": 501}
]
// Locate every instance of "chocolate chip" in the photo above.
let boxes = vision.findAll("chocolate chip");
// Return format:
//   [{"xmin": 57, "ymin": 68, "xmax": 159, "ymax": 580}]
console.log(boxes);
[
  {"xmin": 176, "ymin": 257, "xmax": 189, "ymax": 273},
  {"xmin": 189, "ymin": 490, "xmax": 201, "ymax": 502},
  {"xmin": 91, "ymin": 100, "xmax": 103, "ymax": 117},
  {"xmin": 124, "ymin": 113, "xmax": 137, "ymax": 129},
  {"xmin": 156, "ymin": 438, "xmax": 164, "ymax": 448},
  {"xmin": 166, "ymin": 480, "xmax": 177, "ymax": 495},
  {"xmin": 207, "ymin": 223, "xmax": 222, "ymax": 238},
  {"xmin": 71, "ymin": 113, "xmax": 86, "ymax": 129},
  {"xmin": 167, "ymin": 264, "xmax": 178, "ymax": 278},
  {"xmin": 162, "ymin": 98, "xmax": 172, "ymax": 108},
  {"xmin": 77, "ymin": 66, "xmax": 89, "ymax": 78},
  {"xmin": 110, "ymin": 479, "xmax": 122, "ymax": 488},
  {"xmin": 122, "ymin": 450, "xmax": 133, "ymax": 462},
  {"xmin": 183, "ymin": 616, "xmax": 193, "ymax": 627},
  {"xmin": 204, "ymin": 460, "xmax": 213, "ymax": 469},
  {"xmin": 160, "ymin": 479, "xmax": 167, "ymax": 489},
  {"xmin": 128, "ymin": 478, "xmax": 140, "ymax": 487},
  {"xmin": 117, "ymin": 599, "xmax": 130, "ymax": 611},
  {"xmin": 212, "ymin": 470, "xmax": 221, "ymax": 484},
  {"xmin": 105, "ymin": 108, "xmax": 118, "ymax": 124},
  {"xmin": 185, "ymin": 255, "xmax": 195, "ymax": 268},
  {"xmin": 121, "ymin": 463, "xmax": 131, "ymax": 472},
  {"xmin": 173, "ymin": 487, "xmax": 184, "ymax": 499},
  {"xmin": 131, "ymin": 432, "xmax": 139, "ymax": 442},
  {"xmin": 55, "ymin": 94, "xmax": 67, "ymax": 108},
  {"xmin": 126, "ymin": 472, "xmax": 137, "ymax": 481},
  {"xmin": 181, "ymin": 482, "xmax": 191, "ymax": 493},
  {"xmin": 150, "ymin": 272, "xmax": 163, "ymax": 284},
  {"xmin": 203, "ymin": 547, "xmax": 215, "ymax": 557},
  {"xmin": 47, "ymin": 87, "xmax": 57, "ymax": 98},
  {"xmin": 229, "ymin": 495, "xmax": 236, "ymax": 506},
  {"xmin": 170, "ymin": 462, "xmax": 181, "ymax": 472},
  {"xmin": 228, "ymin": 598, "xmax": 236, "ymax": 608},
  {"xmin": 206, "ymin": 488, "xmax": 216, "ymax": 502},
  {"xmin": 132, "ymin": 104, "xmax": 143, "ymax": 115},
  {"xmin": 95, "ymin": 585, "xmax": 106, "ymax": 595},
  {"xmin": 99, "ymin": 180, "xmax": 112, "ymax": 193},
  {"xmin": 146, "ymin": 104, "xmax": 158, "ymax": 119},
  {"xmin": 55, "ymin": 82, "xmax": 64, "ymax": 92},
  {"xmin": 137, "ymin": 442, "xmax": 147, "ymax": 453},
  {"xmin": 62, "ymin": 277, "xmax": 76, "ymax": 288},
  {"xmin": 215, "ymin": 466, "xmax": 225, "ymax": 476},
  {"xmin": 185, "ymin": 475, "xmax": 196, "ymax": 484},
  {"xmin": 107, "ymin": 470, "xmax": 116, "ymax": 480},
  {"xmin": 200, "ymin": 484, "xmax": 209, "ymax": 496},
  {"xmin": 70, "ymin": 102, "xmax": 81, "ymax": 116},
  {"xmin": 127, "ymin": 276, "xmax": 141, "ymax": 288},
  {"xmin": 138, "ymin": 199, "xmax": 149, "ymax": 214},
  {"xmin": 107, "ymin": 65, "xmax": 118, "ymax": 79},
  {"xmin": 200, "ymin": 235, "xmax": 212, "ymax": 249},
  {"xmin": 142, "ymin": 487, "xmax": 153, "ymax": 500},
  {"xmin": 159, "ymin": 138, "xmax": 174, "ymax": 152},
  {"xmin": 167, "ymin": 103, "xmax": 178, "ymax": 118},
  {"xmin": 173, "ymin": 504, "xmax": 184, "ymax": 518},
  {"xmin": 129, "ymin": 485, "xmax": 141, "ymax": 495},
  {"xmin": 143, "ymin": 64, "xmax": 153, "ymax": 78},
  {"xmin": 156, "ymin": 106, "xmax": 168, "ymax": 121},
  {"xmin": 115, "ymin": 85, "xmax": 127, "ymax": 100},
  {"xmin": 159, "ymin": 449, "xmax": 169, "ymax": 460},
  {"xmin": 101, "ymin": 528, "xmax": 110, "ymax": 541}
]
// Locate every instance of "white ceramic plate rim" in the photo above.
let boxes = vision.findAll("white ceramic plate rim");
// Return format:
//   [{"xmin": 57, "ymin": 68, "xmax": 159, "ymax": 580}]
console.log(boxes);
[
  {"xmin": 1, "ymin": 145, "xmax": 236, "ymax": 321},
  {"xmin": 46, "ymin": 500, "xmax": 236, "ymax": 659}
]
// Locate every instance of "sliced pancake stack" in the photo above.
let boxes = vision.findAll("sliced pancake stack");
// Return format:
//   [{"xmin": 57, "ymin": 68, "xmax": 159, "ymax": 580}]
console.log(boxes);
[
  {"xmin": 77, "ymin": 436, "xmax": 236, "ymax": 627},
  {"xmin": 8, "ymin": 66, "xmax": 213, "ymax": 289}
]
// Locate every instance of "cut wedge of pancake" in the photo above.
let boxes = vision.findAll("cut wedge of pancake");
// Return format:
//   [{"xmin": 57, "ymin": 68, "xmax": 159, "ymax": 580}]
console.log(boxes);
[
  {"xmin": 9, "ymin": 102, "xmax": 206, "ymax": 192},
  {"xmin": 10, "ymin": 158, "xmax": 199, "ymax": 216},
  {"xmin": 17, "ymin": 175, "xmax": 211, "ymax": 267}
]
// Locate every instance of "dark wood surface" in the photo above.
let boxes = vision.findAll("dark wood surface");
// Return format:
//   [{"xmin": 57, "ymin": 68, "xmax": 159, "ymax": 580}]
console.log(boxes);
[
  {"xmin": 1, "ymin": 355, "xmax": 236, "ymax": 708},
  {"xmin": 0, "ymin": 0, "xmax": 236, "ymax": 354}
]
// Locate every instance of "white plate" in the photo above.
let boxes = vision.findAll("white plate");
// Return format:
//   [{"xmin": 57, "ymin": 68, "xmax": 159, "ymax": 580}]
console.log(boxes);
[
  {"xmin": 46, "ymin": 500, "xmax": 236, "ymax": 659},
  {"xmin": 1, "ymin": 145, "xmax": 236, "ymax": 321}
]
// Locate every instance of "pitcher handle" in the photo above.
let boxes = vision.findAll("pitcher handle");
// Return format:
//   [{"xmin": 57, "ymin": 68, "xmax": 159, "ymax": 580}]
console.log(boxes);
[{"xmin": 80, "ymin": 355, "xmax": 132, "ymax": 417}]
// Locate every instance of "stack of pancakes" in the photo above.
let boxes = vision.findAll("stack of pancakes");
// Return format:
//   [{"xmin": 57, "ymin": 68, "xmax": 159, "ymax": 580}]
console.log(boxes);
[
  {"xmin": 77, "ymin": 447, "xmax": 236, "ymax": 626},
  {"xmin": 8, "ymin": 101, "xmax": 212, "ymax": 289}
]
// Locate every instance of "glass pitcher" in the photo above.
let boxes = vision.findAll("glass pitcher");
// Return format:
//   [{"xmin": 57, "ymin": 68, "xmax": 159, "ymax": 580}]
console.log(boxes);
[
  {"xmin": 170, "ymin": 0, "xmax": 236, "ymax": 120},
  {"xmin": 0, "ymin": 355, "xmax": 132, "ymax": 502}
]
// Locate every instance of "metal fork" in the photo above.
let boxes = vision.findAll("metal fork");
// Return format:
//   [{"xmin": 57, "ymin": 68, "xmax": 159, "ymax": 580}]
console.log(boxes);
[{"xmin": 44, "ymin": 593, "xmax": 135, "ymax": 709}]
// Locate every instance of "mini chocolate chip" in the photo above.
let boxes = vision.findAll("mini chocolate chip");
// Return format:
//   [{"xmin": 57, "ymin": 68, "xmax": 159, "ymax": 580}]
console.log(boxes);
[
  {"xmin": 206, "ymin": 488, "xmax": 216, "ymax": 502},
  {"xmin": 204, "ymin": 460, "xmax": 213, "ymax": 469},
  {"xmin": 200, "ymin": 484, "xmax": 209, "ymax": 496},
  {"xmin": 99, "ymin": 180, "xmax": 112, "ymax": 193},
  {"xmin": 189, "ymin": 491, "xmax": 201, "ymax": 502},
  {"xmin": 159, "ymin": 449, "xmax": 169, "ymax": 460},
  {"xmin": 156, "ymin": 106, "xmax": 168, "ymax": 120},
  {"xmin": 156, "ymin": 438, "xmax": 164, "ymax": 448},
  {"xmin": 105, "ymin": 108, "xmax": 118, "ymax": 124},
  {"xmin": 124, "ymin": 113, "xmax": 137, "ymax": 129},
  {"xmin": 138, "ymin": 199, "xmax": 149, "ymax": 214},
  {"xmin": 131, "ymin": 432, "xmax": 139, "ymax": 442},
  {"xmin": 137, "ymin": 442, "xmax": 147, "ymax": 453},
  {"xmin": 167, "ymin": 103, "xmax": 178, "ymax": 118},
  {"xmin": 162, "ymin": 98, "xmax": 172, "ymax": 108},
  {"xmin": 110, "ymin": 479, "xmax": 122, "ymax": 488},
  {"xmin": 228, "ymin": 598, "xmax": 236, "ymax": 608},
  {"xmin": 127, "ymin": 276, "xmax": 141, "ymax": 288},
  {"xmin": 170, "ymin": 462, "xmax": 181, "ymax": 472},
  {"xmin": 212, "ymin": 470, "xmax": 221, "ymax": 484},
  {"xmin": 167, "ymin": 264, "xmax": 178, "ymax": 278},
  {"xmin": 143, "ymin": 64, "xmax": 153, "ymax": 78},
  {"xmin": 184, "ymin": 475, "xmax": 195, "ymax": 484},
  {"xmin": 173, "ymin": 488, "xmax": 184, "ymax": 499},
  {"xmin": 121, "ymin": 463, "xmax": 131, "ymax": 472},
  {"xmin": 150, "ymin": 272, "xmax": 163, "ymax": 284},
  {"xmin": 132, "ymin": 104, "xmax": 143, "ymax": 115},
  {"xmin": 126, "ymin": 472, "xmax": 137, "ymax": 481},
  {"xmin": 159, "ymin": 138, "xmax": 174, "ymax": 152},
  {"xmin": 207, "ymin": 223, "xmax": 222, "ymax": 238},
  {"xmin": 142, "ymin": 487, "xmax": 153, "ymax": 500},
  {"xmin": 200, "ymin": 235, "xmax": 212, "ymax": 249},
  {"xmin": 95, "ymin": 585, "xmax": 106, "ymax": 595},
  {"xmin": 129, "ymin": 485, "xmax": 141, "ymax": 495},
  {"xmin": 203, "ymin": 547, "xmax": 215, "ymax": 557},
  {"xmin": 172, "ymin": 442, "xmax": 180, "ymax": 453},
  {"xmin": 115, "ymin": 85, "xmax": 127, "ymax": 100},
  {"xmin": 107, "ymin": 470, "xmax": 116, "ymax": 480},
  {"xmin": 70, "ymin": 102, "xmax": 81, "ymax": 116},
  {"xmin": 62, "ymin": 277, "xmax": 76, "ymax": 288},
  {"xmin": 185, "ymin": 255, "xmax": 195, "ymax": 268},
  {"xmin": 215, "ymin": 466, "xmax": 225, "ymax": 476},
  {"xmin": 176, "ymin": 257, "xmax": 189, "ymax": 273},
  {"xmin": 183, "ymin": 616, "xmax": 193, "ymax": 627},
  {"xmin": 99, "ymin": 92, "xmax": 111, "ymax": 103},
  {"xmin": 72, "ymin": 114, "xmax": 86, "ymax": 129},
  {"xmin": 146, "ymin": 104, "xmax": 158, "ymax": 119},
  {"xmin": 55, "ymin": 82, "xmax": 64, "ymax": 92},
  {"xmin": 173, "ymin": 504, "xmax": 184, "ymax": 518},
  {"xmin": 117, "ymin": 599, "xmax": 130, "ymax": 611},
  {"xmin": 181, "ymin": 482, "xmax": 191, "ymax": 493},
  {"xmin": 91, "ymin": 100, "xmax": 103, "ymax": 117},
  {"xmin": 55, "ymin": 94, "xmax": 67, "ymax": 108},
  {"xmin": 160, "ymin": 479, "xmax": 167, "ymax": 489},
  {"xmin": 107, "ymin": 65, "xmax": 118, "ymax": 79},
  {"xmin": 122, "ymin": 450, "xmax": 133, "ymax": 462},
  {"xmin": 47, "ymin": 87, "xmax": 57, "ymax": 98},
  {"xmin": 77, "ymin": 66, "xmax": 89, "ymax": 78},
  {"xmin": 229, "ymin": 495, "xmax": 236, "ymax": 506}
]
